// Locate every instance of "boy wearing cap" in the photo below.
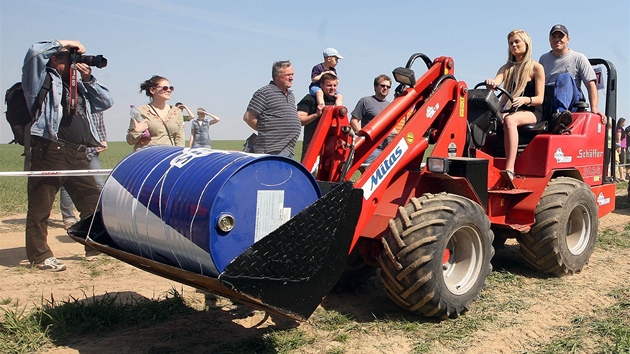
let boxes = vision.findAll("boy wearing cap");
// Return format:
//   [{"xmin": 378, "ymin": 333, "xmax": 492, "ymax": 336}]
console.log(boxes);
[
  {"xmin": 539, "ymin": 24, "xmax": 601, "ymax": 124},
  {"xmin": 189, "ymin": 107, "xmax": 220, "ymax": 148},
  {"xmin": 309, "ymin": 47, "xmax": 343, "ymax": 108}
]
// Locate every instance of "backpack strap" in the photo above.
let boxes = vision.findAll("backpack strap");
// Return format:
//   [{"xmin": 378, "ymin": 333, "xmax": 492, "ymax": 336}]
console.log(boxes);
[{"xmin": 23, "ymin": 72, "xmax": 52, "ymax": 171}]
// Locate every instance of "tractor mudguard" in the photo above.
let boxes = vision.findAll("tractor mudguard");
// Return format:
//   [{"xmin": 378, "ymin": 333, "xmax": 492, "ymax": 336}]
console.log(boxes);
[{"xmin": 68, "ymin": 181, "xmax": 363, "ymax": 321}]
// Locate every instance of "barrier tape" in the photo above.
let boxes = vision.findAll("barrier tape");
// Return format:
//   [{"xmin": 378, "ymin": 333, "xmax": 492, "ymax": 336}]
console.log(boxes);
[{"xmin": 0, "ymin": 169, "xmax": 112, "ymax": 177}]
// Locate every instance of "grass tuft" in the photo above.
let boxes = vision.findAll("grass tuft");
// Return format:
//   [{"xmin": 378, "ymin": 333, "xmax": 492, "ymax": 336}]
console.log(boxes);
[
  {"xmin": 265, "ymin": 329, "xmax": 315, "ymax": 353},
  {"xmin": 0, "ymin": 304, "xmax": 51, "ymax": 353},
  {"xmin": 0, "ymin": 288, "xmax": 198, "ymax": 353},
  {"xmin": 310, "ymin": 309, "xmax": 354, "ymax": 331},
  {"xmin": 597, "ymin": 225, "xmax": 630, "ymax": 250}
]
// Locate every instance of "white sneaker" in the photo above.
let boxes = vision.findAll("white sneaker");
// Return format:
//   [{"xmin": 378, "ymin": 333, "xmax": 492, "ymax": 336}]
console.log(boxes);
[{"xmin": 35, "ymin": 257, "xmax": 67, "ymax": 272}]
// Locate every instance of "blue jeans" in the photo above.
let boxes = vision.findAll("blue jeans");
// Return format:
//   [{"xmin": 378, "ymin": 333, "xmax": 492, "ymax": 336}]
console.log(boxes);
[
  {"xmin": 60, "ymin": 154, "xmax": 105, "ymax": 221},
  {"xmin": 362, "ymin": 135, "xmax": 394, "ymax": 167},
  {"xmin": 553, "ymin": 73, "xmax": 584, "ymax": 112},
  {"xmin": 277, "ymin": 147, "xmax": 294, "ymax": 159}
]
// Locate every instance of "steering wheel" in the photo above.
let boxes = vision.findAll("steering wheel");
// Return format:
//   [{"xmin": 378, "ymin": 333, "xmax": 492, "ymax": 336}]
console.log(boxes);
[{"xmin": 473, "ymin": 82, "xmax": 515, "ymax": 113}]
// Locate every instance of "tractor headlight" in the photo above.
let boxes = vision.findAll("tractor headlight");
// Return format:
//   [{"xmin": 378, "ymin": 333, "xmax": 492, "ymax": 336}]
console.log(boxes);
[
  {"xmin": 426, "ymin": 157, "xmax": 449, "ymax": 174},
  {"xmin": 393, "ymin": 67, "xmax": 416, "ymax": 87}
]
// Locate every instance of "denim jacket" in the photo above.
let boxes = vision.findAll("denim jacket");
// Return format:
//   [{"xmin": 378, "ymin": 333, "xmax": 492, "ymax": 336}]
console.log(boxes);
[{"xmin": 21, "ymin": 40, "xmax": 114, "ymax": 141}]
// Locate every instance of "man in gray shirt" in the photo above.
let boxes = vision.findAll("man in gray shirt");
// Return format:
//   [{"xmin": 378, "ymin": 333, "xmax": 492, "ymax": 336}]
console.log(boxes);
[
  {"xmin": 243, "ymin": 60, "xmax": 301, "ymax": 158},
  {"xmin": 539, "ymin": 24, "xmax": 601, "ymax": 120},
  {"xmin": 350, "ymin": 74, "xmax": 393, "ymax": 168},
  {"xmin": 350, "ymin": 74, "xmax": 392, "ymax": 133}
]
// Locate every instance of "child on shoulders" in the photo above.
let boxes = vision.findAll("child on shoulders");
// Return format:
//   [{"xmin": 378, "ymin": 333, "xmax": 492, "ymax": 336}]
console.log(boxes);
[{"xmin": 310, "ymin": 47, "xmax": 343, "ymax": 108}]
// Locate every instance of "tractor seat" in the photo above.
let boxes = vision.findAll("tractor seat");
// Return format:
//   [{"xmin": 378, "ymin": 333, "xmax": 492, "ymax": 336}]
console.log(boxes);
[
  {"xmin": 467, "ymin": 88, "xmax": 551, "ymax": 150},
  {"xmin": 573, "ymin": 100, "xmax": 589, "ymax": 112},
  {"xmin": 516, "ymin": 120, "xmax": 548, "ymax": 153},
  {"xmin": 517, "ymin": 120, "xmax": 548, "ymax": 133}
]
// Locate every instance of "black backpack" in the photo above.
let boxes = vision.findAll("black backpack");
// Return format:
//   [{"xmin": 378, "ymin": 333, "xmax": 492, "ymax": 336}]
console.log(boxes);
[
  {"xmin": 4, "ymin": 74, "xmax": 52, "ymax": 146},
  {"xmin": 4, "ymin": 74, "xmax": 52, "ymax": 170}
]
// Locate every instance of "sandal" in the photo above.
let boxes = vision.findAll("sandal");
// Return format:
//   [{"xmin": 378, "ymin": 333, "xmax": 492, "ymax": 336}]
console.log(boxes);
[{"xmin": 499, "ymin": 170, "xmax": 516, "ymax": 189}]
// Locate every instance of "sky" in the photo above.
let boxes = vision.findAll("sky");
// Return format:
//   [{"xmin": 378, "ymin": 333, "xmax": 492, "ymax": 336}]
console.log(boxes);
[{"xmin": 1, "ymin": 0, "xmax": 628, "ymax": 144}]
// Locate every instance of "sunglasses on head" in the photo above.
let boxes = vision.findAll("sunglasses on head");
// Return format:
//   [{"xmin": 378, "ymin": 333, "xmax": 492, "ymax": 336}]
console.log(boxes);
[{"xmin": 154, "ymin": 85, "xmax": 174, "ymax": 92}]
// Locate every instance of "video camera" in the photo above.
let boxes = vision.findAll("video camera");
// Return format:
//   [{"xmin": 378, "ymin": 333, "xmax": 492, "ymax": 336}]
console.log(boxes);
[{"xmin": 69, "ymin": 49, "xmax": 107, "ymax": 68}]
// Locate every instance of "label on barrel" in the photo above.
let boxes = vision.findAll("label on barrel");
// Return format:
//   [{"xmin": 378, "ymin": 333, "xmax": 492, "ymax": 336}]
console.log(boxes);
[{"xmin": 255, "ymin": 190, "xmax": 292, "ymax": 242}]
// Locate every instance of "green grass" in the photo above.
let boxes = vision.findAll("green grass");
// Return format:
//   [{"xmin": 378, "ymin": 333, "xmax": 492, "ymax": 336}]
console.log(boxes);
[
  {"xmin": 0, "ymin": 304, "xmax": 51, "ymax": 353},
  {"xmin": 0, "ymin": 144, "xmax": 28, "ymax": 216},
  {"xmin": 598, "ymin": 224, "xmax": 630, "ymax": 250},
  {"xmin": 0, "ymin": 288, "xmax": 196, "ymax": 353}
]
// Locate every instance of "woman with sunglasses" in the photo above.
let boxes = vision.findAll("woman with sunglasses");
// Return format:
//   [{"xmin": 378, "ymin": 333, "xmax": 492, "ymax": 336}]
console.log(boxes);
[
  {"xmin": 126, "ymin": 75, "xmax": 185, "ymax": 150},
  {"xmin": 485, "ymin": 29, "xmax": 544, "ymax": 183}
]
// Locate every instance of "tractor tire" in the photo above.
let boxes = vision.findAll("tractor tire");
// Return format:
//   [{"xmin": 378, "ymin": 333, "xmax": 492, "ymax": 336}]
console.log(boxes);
[
  {"xmin": 378, "ymin": 193, "xmax": 494, "ymax": 319},
  {"xmin": 518, "ymin": 177, "xmax": 598, "ymax": 275}
]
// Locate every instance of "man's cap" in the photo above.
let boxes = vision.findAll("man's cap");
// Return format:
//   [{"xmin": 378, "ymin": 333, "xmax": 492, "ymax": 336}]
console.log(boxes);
[
  {"xmin": 323, "ymin": 48, "xmax": 343, "ymax": 59},
  {"xmin": 550, "ymin": 24, "xmax": 569, "ymax": 36},
  {"xmin": 197, "ymin": 107, "xmax": 206, "ymax": 114}
]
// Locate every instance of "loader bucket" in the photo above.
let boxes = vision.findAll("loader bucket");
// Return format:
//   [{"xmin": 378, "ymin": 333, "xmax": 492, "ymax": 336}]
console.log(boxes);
[{"xmin": 68, "ymin": 147, "xmax": 362, "ymax": 320}]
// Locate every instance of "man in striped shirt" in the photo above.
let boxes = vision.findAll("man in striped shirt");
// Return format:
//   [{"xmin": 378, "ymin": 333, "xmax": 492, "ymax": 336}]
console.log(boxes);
[{"xmin": 243, "ymin": 60, "xmax": 301, "ymax": 158}]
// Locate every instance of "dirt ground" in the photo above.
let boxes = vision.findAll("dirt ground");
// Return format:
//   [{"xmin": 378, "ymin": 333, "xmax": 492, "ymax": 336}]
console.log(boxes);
[{"xmin": 1, "ymin": 192, "xmax": 629, "ymax": 353}]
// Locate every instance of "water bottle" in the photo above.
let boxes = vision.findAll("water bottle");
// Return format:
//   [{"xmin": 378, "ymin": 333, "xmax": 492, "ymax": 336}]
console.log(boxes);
[
  {"xmin": 130, "ymin": 105, "xmax": 150, "ymax": 138},
  {"xmin": 130, "ymin": 104, "xmax": 142, "ymax": 122}
]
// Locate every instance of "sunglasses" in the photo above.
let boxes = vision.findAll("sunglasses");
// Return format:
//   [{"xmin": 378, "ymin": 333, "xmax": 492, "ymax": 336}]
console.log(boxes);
[
  {"xmin": 154, "ymin": 85, "xmax": 175, "ymax": 92},
  {"xmin": 379, "ymin": 84, "xmax": 391, "ymax": 89}
]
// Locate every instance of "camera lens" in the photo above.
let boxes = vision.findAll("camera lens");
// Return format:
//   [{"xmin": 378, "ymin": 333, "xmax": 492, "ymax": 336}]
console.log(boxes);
[{"xmin": 79, "ymin": 55, "xmax": 108, "ymax": 68}]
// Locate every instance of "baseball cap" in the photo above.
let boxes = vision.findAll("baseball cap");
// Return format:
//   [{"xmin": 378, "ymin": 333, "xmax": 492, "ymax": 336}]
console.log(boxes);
[
  {"xmin": 323, "ymin": 48, "xmax": 343, "ymax": 59},
  {"xmin": 550, "ymin": 24, "xmax": 569, "ymax": 36}
]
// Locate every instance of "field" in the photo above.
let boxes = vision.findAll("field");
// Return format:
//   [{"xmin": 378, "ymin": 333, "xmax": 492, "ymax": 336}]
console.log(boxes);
[{"xmin": 1, "ymin": 142, "xmax": 629, "ymax": 353}]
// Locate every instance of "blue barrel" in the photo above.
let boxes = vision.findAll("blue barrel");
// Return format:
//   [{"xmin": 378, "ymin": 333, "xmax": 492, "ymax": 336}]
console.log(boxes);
[{"xmin": 99, "ymin": 146, "xmax": 321, "ymax": 277}]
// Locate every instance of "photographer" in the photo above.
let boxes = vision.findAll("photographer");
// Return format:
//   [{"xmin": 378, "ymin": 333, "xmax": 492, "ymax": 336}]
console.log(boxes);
[{"xmin": 21, "ymin": 39, "xmax": 113, "ymax": 271}]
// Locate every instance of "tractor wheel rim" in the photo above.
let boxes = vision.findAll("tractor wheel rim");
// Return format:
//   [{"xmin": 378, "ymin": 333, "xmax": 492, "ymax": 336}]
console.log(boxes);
[
  {"xmin": 566, "ymin": 203, "xmax": 591, "ymax": 255},
  {"xmin": 442, "ymin": 225, "xmax": 483, "ymax": 295}
]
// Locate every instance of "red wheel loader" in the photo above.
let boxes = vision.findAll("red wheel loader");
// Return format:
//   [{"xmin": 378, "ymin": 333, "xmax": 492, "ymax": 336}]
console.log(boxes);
[{"xmin": 70, "ymin": 53, "xmax": 617, "ymax": 321}]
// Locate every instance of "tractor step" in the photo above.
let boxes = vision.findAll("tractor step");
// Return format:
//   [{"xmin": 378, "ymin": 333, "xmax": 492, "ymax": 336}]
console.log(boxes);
[{"xmin": 488, "ymin": 188, "xmax": 533, "ymax": 195}]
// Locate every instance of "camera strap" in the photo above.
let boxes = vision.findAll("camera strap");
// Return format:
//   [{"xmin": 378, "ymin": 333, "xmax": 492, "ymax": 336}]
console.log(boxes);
[{"xmin": 67, "ymin": 64, "xmax": 78, "ymax": 116}]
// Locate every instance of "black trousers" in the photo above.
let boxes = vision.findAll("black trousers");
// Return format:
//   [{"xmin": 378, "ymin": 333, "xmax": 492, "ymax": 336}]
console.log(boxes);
[{"xmin": 25, "ymin": 138, "xmax": 100, "ymax": 263}]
